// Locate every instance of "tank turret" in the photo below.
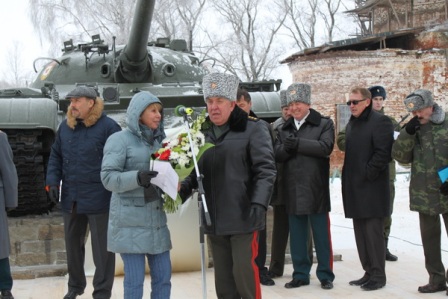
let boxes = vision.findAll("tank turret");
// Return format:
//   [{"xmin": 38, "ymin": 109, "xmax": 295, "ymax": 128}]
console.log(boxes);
[{"xmin": 114, "ymin": 0, "xmax": 154, "ymax": 83}]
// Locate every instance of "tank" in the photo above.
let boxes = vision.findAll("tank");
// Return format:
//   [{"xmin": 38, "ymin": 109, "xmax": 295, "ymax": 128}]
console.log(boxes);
[{"xmin": 0, "ymin": 0, "xmax": 282, "ymax": 216}]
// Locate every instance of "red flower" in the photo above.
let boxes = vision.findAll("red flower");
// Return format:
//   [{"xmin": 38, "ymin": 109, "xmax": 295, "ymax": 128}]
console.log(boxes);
[{"xmin": 159, "ymin": 149, "xmax": 171, "ymax": 161}]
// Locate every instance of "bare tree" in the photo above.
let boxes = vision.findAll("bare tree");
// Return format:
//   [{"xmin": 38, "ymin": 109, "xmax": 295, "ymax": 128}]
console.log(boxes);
[
  {"xmin": 204, "ymin": 0, "xmax": 287, "ymax": 81},
  {"xmin": 151, "ymin": 0, "xmax": 207, "ymax": 50},
  {"xmin": 279, "ymin": 0, "xmax": 319, "ymax": 50},
  {"xmin": 175, "ymin": 0, "xmax": 207, "ymax": 50},
  {"xmin": 319, "ymin": 0, "xmax": 343, "ymax": 42},
  {"xmin": 29, "ymin": 0, "xmax": 136, "ymax": 51},
  {"xmin": 2, "ymin": 41, "xmax": 32, "ymax": 87}
]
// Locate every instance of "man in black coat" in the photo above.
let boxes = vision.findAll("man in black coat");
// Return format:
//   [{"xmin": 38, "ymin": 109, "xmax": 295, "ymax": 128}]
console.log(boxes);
[
  {"xmin": 0, "ymin": 131, "xmax": 18, "ymax": 299},
  {"xmin": 337, "ymin": 86, "xmax": 394, "ymax": 291},
  {"xmin": 236, "ymin": 88, "xmax": 275, "ymax": 287},
  {"xmin": 180, "ymin": 73, "xmax": 276, "ymax": 299},
  {"xmin": 275, "ymin": 83, "xmax": 335, "ymax": 290}
]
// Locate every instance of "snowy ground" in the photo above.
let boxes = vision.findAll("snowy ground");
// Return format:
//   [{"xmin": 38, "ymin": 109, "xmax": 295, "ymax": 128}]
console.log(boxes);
[{"xmin": 329, "ymin": 172, "xmax": 448, "ymax": 258}]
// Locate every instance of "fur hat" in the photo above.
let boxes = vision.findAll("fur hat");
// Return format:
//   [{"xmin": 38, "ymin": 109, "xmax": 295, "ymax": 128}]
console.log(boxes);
[
  {"xmin": 279, "ymin": 90, "xmax": 288, "ymax": 108},
  {"xmin": 66, "ymin": 86, "xmax": 98, "ymax": 100},
  {"xmin": 286, "ymin": 83, "xmax": 311, "ymax": 105},
  {"xmin": 404, "ymin": 89, "xmax": 434, "ymax": 112},
  {"xmin": 369, "ymin": 85, "xmax": 386, "ymax": 100},
  {"xmin": 202, "ymin": 73, "xmax": 240, "ymax": 102}
]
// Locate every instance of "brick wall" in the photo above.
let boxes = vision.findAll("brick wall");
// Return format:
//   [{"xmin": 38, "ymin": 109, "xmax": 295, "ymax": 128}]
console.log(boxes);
[
  {"xmin": 8, "ymin": 212, "xmax": 66, "ymax": 267},
  {"xmin": 287, "ymin": 48, "xmax": 448, "ymax": 170}
]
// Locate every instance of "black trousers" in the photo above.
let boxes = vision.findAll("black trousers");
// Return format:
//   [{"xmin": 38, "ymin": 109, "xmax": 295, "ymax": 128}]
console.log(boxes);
[
  {"xmin": 268, "ymin": 205, "xmax": 289, "ymax": 276},
  {"xmin": 208, "ymin": 232, "xmax": 261, "ymax": 299},
  {"xmin": 0, "ymin": 257, "xmax": 12, "ymax": 291},
  {"xmin": 255, "ymin": 226, "xmax": 268, "ymax": 275},
  {"xmin": 63, "ymin": 211, "xmax": 115, "ymax": 299},
  {"xmin": 419, "ymin": 212, "xmax": 448, "ymax": 286},
  {"xmin": 353, "ymin": 217, "xmax": 386, "ymax": 284}
]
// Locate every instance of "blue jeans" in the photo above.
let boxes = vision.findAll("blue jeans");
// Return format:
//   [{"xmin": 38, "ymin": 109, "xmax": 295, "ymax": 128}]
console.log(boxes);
[{"xmin": 120, "ymin": 251, "xmax": 171, "ymax": 299}]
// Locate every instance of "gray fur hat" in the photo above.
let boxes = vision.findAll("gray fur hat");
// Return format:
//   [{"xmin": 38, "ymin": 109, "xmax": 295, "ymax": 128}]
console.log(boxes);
[
  {"xmin": 279, "ymin": 90, "xmax": 288, "ymax": 108},
  {"xmin": 404, "ymin": 89, "xmax": 434, "ymax": 112},
  {"xmin": 202, "ymin": 73, "xmax": 240, "ymax": 102},
  {"xmin": 286, "ymin": 83, "xmax": 311, "ymax": 105}
]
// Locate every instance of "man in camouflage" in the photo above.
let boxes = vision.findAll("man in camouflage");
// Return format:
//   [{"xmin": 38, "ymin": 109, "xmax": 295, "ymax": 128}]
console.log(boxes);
[{"xmin": 392, "ymin": 89, "xmax": 448, "ymax": 294}]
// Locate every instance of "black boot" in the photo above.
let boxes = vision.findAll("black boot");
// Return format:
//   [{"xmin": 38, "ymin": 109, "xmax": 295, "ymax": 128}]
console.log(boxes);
[
  {"xmin": 0, "ymin": 290, "xmax": 14, "ymax": 299},
  {"xmin": 385, "ymin": 239, "xmax": 398, "ymax": 261}
]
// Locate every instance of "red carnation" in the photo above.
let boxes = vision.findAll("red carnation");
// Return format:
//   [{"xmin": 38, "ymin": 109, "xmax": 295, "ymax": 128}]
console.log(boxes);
[{"xmin": 159, "ymin": 149, "xmax": 171, "ymax": 161}]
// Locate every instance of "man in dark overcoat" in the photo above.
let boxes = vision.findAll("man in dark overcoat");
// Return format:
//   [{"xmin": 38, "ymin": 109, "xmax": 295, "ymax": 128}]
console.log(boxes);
[
  {"xmin": 337, "ymin": 86, "xmax": 394, "ymax": 291},
  {"xmin": 0, "ymin": 131, "xmax": 18, "ymax": 299},
  {"xmin": 275, "ymin": 83, "xmax": 335, "ymax": 290}
]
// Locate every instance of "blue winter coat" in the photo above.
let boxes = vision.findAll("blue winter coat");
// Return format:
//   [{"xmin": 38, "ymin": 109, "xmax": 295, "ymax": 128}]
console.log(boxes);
[
  {"xmin": 46, "ymin": 100, "xmax": 121, "ymax": 214},
  {"xmin": 101, "ymin": 91, "xmax": 172, "ymax": 254}
]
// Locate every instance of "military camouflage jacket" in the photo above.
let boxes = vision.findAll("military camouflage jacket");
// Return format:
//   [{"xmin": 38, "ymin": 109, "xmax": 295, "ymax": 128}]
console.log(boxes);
[{"xmin": 392, "ymin": 108, "xmax": 448, "ymax": 215}]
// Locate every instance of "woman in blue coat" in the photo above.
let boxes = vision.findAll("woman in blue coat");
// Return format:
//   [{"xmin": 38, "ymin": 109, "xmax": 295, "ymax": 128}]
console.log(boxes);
[{"xmin": 101, "ymin": 91, "xmax": 172, "ymax": 299}]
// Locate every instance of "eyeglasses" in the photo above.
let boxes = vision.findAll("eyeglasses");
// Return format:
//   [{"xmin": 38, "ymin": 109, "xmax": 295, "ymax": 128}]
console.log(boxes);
[{"xmin": 346, "ymin": 99, "xmax": 367, "ymax": 106}]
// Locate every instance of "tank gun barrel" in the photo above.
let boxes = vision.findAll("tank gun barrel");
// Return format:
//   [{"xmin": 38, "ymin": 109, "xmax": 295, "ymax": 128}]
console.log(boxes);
[{"xmin": 115, "ymin": 0, "xmax": 155, "ymax": 83}]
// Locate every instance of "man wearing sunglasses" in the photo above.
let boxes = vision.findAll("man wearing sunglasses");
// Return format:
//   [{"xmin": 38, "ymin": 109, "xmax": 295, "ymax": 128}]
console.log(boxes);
[
  {"xmin": 338, "ymin": 86, "xmax": 400, "ymax": 263},
  {"xmin": 337, "ymin": 87, "xmax": 394, "ymax": 291}
]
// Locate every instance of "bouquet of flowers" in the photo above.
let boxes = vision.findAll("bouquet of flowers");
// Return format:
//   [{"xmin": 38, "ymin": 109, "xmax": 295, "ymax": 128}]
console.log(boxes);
[{"xmin": 152, "ymin": 110, "xmax": 213, "ymax": 213}]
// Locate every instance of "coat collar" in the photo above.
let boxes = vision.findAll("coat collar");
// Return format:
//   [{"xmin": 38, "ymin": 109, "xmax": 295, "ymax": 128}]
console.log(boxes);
[
  {"xmin": 66, "ymin": 99, "xmax": 105, "ymax": 129},
  {"xmin": 203, "ymin": 105, "xmax": 249, "ymax": 132},
  {"xmin": 281, "ymin": 108, "xmax": 322, "ymax": 131}
]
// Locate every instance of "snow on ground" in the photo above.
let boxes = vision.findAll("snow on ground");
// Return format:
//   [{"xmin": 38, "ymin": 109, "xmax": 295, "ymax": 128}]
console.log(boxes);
[{"xmin": 329, "ymin": 172, "xmax": 448, "ymax": 258}]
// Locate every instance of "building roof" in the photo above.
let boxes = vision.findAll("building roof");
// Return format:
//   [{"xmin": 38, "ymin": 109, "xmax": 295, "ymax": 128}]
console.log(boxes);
[
  {"xmin": 345, "ymin": 0, "xmax": 409, "ymax": 14},
  {"xmin": 280, "ymin": 28, "xmax": 424, "ymax": 64}
]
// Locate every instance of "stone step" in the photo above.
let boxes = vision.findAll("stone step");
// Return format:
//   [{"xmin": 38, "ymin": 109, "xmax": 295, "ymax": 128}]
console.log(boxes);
[{"xmin": 12, "ymin": 264, "xmax": 67, "ymax": 280}]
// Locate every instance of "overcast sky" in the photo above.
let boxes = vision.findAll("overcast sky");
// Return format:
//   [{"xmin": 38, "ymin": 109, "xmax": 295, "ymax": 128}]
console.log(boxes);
[{"xmin": 0, "ymin": 1, "xmax": 46, "ymax": 81}]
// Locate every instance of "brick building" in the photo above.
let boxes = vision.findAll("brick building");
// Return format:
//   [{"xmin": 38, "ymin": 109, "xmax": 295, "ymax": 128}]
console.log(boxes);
[{"xmin": 281, "ymin": 0, "xmax": 448, "ymax": 171}]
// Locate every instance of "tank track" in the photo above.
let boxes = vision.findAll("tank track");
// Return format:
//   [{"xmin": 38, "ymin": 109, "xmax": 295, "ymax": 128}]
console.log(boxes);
[{"xmin": 4, "ymin": 129, "xmax": 53, "ymax": 216}]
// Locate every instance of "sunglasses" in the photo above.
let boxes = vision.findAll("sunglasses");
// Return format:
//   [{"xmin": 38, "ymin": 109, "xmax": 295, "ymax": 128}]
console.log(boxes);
[{"xmin": 346, "ymin": 99, "xmax": 367, "ymax": 106}]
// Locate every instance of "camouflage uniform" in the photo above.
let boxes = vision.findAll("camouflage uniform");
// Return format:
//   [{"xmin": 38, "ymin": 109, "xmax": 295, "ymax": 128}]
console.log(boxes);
[{"xmin": 392, "ymin": 109, "xmax": 448, "ymax": 286}]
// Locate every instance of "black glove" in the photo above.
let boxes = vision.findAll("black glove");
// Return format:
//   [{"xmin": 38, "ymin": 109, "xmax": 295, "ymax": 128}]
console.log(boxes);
[
  {"xmin": 283, "ymin": 136, "xmax": 300, "ymax": 153},
  {"xmin": 47, "ymin": 186, "xmax": 59, "ymax": 203},
  {"xmin": 250, "ymin": 204, "xmax": 266, "ymax": 228},
  {"xmin": 440, "ymin": 181, "xmax": 448, "ymax": 196},
  {"xmin": 137, "ymin": 170, "xmax": 159, "ymax": 187},
  {"xmin": 405, "ymin": 116, "xmax": 420, "ymax": 135}
]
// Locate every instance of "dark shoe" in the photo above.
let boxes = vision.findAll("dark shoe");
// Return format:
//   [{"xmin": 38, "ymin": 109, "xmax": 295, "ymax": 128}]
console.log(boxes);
[
  {"xmin": 260, "ymin": 273, "xmax": 275, "ymax": 286},
  {"xmin": 63, "ymin": 290, "xmax": 84, "ymax": 299},
  {"xmin": 361, "ymin": 280, "xmax": 385, "ymax": 291},
  {"xmin": 418, "ymin": 283, "xmax": 446, "ymax": 293},
  {"xmin": 1, "ymin": 290, "xmax": 14, "ymax": 299},
  {"xmin": 386, "ymin": 249, "xmax": 398, "ymax": 261},
  {"xmin": 285, "ymin": 278, "xmax": 310, "ymax": 289},
  {"xmin": 349, "ymin": 274, "xmax": 370, "ymax": 286},
  {"xmin": 321, "ymin": 280, "xmax": 334, "ymax": 290},
  {"xmin": 267, "ymin": 270, "xmax": 282, "ymax": 279}
]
